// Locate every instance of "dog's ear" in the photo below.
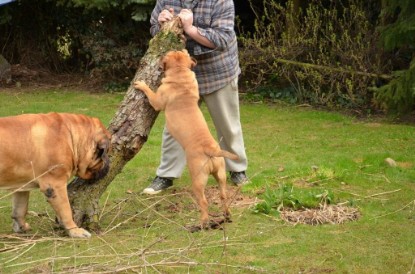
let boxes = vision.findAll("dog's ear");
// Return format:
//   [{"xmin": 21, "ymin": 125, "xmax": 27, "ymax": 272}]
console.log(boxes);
[
  {"xmin": 180, "ymin": 49, "xmax": 196, "ymax": 68},
  {"xmin": 159, "ymin": 55, "xmax": 168, "ymax": 71},
  {"xmin": 190, "ymin": 57, "xmax": 197, "ymax": 68},
  {"xmin": 159, "ymin": 56, "xmax": 165, "ymax": 70},
  {"xmin": 95, "ymin": 134, "xmax": 110, "ymax": 160}
]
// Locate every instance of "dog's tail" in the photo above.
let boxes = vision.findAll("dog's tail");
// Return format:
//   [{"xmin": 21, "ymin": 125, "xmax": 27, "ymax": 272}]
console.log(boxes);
[{"xmin": 205, "ymin": 148, "xmax": 239, "ymax": 161}]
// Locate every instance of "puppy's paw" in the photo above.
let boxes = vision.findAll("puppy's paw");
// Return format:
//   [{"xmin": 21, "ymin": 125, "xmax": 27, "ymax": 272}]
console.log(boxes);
[
  {"xmin": 133, "ymin": 80, "xmax": 147, "ymax": 91},
  {"xmin": 12, "ymin": 221, "xmax": 31, "ymax": 233},
  {"xmin": 68, "ymin": 227, "xmax": 91, "ymax": 238}
]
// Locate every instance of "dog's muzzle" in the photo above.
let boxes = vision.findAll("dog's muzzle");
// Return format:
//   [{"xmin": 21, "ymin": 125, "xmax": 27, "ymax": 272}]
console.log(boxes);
[{"xmin": 87, "ymin": 156, "xmax": 110, "ymax": 181}]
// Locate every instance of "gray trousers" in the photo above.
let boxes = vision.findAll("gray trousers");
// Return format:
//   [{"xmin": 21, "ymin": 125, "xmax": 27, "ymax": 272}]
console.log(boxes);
[{"xmin": 156, "ymin": 77, "xmax": 248, "ymax": 178}]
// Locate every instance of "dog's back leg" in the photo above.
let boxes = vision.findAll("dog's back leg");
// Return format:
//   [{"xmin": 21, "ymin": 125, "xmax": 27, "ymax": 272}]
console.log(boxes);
[
  {"xmin": 211, "ymin": 158, "xmax": 231, "ymax": 221},
  {"xmin": 188, "ymin": 160, "xmax": 210, "ymax": 227}
]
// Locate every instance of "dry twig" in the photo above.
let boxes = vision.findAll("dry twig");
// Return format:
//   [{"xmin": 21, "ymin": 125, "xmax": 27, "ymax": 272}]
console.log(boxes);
[{"xmin": 280, "ymin": 205, "xmax": 360, "ymax": 225}]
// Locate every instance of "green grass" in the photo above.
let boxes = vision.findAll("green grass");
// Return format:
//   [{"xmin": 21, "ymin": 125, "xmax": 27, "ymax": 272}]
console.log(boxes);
[{"xmin": 0, "ymin": 89, "xmax": 414, "ymax": 273}]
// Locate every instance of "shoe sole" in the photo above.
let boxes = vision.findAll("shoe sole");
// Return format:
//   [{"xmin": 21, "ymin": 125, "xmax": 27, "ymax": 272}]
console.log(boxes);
[{"xmin": 142, "ymin": 188, "xmax": 163, "ymax": 195}]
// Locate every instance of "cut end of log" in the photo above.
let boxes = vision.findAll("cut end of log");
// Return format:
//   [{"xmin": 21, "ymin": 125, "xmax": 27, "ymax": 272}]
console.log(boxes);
[
  {"xmin": 155, "ymin": 16, "xmax": 186, "ymax": 48},
  {"xmin": 161, "ymin": 16, "xmax": 184, "ymax": 36}
]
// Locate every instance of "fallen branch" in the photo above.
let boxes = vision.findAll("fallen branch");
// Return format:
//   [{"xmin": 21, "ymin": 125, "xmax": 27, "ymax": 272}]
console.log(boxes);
[
  {"xmin": 370, "ymin": 199, "xmax": 415, "ymax": 220},
  {"xmin": 337, "ymin": 188, "xmax": 402, "ymax": 205}
]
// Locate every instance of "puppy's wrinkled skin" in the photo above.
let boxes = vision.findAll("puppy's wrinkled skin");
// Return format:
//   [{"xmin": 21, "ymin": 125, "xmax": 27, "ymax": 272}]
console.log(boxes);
[
  {"xmin": 0, "ymin": 113, "xmax": 111, "ymax": 238},
  {"xmin": 134, "ymin": 50, "xmax": 238, "ymax": 227}
]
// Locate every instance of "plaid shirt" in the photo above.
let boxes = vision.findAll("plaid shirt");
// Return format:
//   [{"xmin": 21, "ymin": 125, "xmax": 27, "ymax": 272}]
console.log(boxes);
[{"xmin": 150, "ymin": 0, "xmax": 241, "ymax": 95}]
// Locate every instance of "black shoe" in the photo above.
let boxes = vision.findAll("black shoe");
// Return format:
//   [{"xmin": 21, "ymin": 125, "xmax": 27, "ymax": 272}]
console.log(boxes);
[
  {"xmin": 142, "ymin": 176, "xmax": 173, "ymax": 195},
  {"xmin": 230, "ymin": 171, "xmax": 249, "ymax": 186}
]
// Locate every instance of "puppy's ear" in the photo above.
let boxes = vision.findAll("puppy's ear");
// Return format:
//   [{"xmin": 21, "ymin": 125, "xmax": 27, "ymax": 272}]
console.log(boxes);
[
  {"xmin": 182, "ymin": 49, "xmax": 189, "ymax": 55},
  {"xmin": 190, "ymin": 57, "xmax": 197, "ymax": 68},
  {"xmin": 159, "ymin": 55, "xmax": 168, "ymax": 71}
]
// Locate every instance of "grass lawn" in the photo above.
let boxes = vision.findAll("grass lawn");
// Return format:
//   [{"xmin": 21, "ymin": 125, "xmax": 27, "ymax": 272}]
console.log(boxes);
[{"xmin": 0, "ymin": 89, "xmax": 414, "ymax": 273}]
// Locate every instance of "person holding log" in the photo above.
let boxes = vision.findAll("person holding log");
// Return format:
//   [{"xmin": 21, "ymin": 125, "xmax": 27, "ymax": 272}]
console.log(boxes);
[{"xmin": 143, "ymin": 0, "xmax": 248, "ymax": 194}]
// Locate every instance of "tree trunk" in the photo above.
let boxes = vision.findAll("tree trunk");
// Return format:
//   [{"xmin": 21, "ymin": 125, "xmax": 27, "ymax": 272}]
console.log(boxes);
[{"xmin": 67, "ymin": 17, "xmax": 185, "ymax": 230}]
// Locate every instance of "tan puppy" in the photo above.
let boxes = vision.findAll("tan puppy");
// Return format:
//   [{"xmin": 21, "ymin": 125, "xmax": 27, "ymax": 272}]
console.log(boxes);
[
  {"xmin": 134, "ymin": 50, "xmax": 238, "ymax": 227},
  {"xmin": 0, "ymin": 113, "xmax": 111, "ymax": 238}
]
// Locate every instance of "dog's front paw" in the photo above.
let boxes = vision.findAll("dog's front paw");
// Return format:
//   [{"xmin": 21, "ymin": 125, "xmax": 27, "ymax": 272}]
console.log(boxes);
[
  {"xmin": 68, "ymin": 227, "xmax": 91, "ymax": 238},
  {"xmin": 133, "ymin": 80, "xmax": 147, "ymax": 91},
  {"xmin": 12, "ymin": 221, "xmax": 31, "ymax": 233}
]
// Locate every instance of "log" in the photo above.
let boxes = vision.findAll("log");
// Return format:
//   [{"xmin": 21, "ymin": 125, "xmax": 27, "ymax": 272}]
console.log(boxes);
[{"xmin": 67, "ymin": 17, "xmax": 185, "ymax": 230}]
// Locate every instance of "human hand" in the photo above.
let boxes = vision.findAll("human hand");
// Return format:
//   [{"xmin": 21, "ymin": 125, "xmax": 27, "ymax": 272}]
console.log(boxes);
[
  {"xmin": 158, "ymin": 8, "xmax": 174, "ymax": 24},
  {"xmin": 178, "ymin": 9, "xmax": 194, "ymax": 32}
]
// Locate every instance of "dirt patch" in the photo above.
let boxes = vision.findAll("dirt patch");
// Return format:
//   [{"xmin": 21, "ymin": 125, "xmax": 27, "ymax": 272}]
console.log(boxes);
[
  {"xmin": 166, "ymin": 186, "xmax": 259, "ymax": 232},
  {"xmin": 1, "ymin": 67, "xmax": 104, "ymax": 92},
  {"xmin": 280, "ymin": 205, "xmax": 360, "ymax": 225},
  {"xmin": 203, "ymin": 185, "xmax": 260, "ymax": 209}
]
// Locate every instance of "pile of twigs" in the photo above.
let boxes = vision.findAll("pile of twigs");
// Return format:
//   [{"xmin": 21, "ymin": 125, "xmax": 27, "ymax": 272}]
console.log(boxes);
[{"xmin": 280, "ymin": 204, "xmax": 360, "ymax": 225}]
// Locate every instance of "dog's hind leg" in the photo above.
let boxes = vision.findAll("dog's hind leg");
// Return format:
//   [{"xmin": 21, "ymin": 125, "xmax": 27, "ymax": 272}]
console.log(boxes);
[
  {"xmin": 212, "ymin": 158, "xmax": 231, "ymax": 221},
  {"xmin": 12, "ymin": 191, "xmax": 31, "ymax": 233},
  {"xmin": 189, "ymin": 162, "xmax": 210, "ymax": 227}
]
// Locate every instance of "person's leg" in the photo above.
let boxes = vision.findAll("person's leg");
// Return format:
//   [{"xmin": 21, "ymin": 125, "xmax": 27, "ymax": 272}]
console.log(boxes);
[
  {"xmin": 156, "ymin": 126, "xmax": 187, "ymax": 178},
  {"xmin": 143, "ymin": 125, "xmax": 187, "ymax": 194},
  {"xmin": 202, "ymin": 77, "xmax": 248, "ymax": 184}
]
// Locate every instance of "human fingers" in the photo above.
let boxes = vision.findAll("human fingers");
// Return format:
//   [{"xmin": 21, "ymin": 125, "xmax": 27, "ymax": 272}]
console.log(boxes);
[
  {"xmin": 178, "ymin": 9, "xmax": 193, "ymax": 27},
  {"xmin": 179, "ymin": 9, "xmax": 192, "ymax": 17},
  {"xmin": 158, "ymin": 9, "xmax": 174, "ymax": 23}
]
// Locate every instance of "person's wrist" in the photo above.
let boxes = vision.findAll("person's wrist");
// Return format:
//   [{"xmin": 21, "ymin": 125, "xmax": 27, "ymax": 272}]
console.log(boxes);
[{"xmin": 184, "ymin": 24, "xmax": 196, "ymax": 34}]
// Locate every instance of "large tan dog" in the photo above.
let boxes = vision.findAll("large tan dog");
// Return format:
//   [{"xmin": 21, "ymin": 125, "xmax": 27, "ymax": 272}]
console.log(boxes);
[
  {"xmin": 134, "ymin": 50, "xmax": 238, "ymax": 228},
  {"xmin": 0, "ymin": 113, "xmax": 111, "ymax": 238}
]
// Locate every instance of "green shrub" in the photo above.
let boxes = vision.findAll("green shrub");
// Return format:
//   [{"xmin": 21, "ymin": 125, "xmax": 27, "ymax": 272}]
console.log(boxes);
[
  {"xmin": 373, "ymin": 60, "xmax": 415, "ymax": 114},
  {"xmin": 0, "ymin": 0, "xmax": 153, "ymax": 79},
  {"xmin": 80, "ymin": 27, "xmax": 145, "ymax": 81},
  {"xmin": 254, "ymin": 183, "xmax": 334, "ymax": 217},
  {"xmin": 372, "ymin": 0, "xmax": 415, "ymax": 113},
  {"xmin": 239, "ymin": 0, "xmax": 389, "ymax": 110}
]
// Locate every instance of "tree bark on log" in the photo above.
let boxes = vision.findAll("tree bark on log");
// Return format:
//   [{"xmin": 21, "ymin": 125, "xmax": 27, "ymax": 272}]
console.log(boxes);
[{"xmin": 67, "ymin": 17, "xmax": 185, "ymax": 230}]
